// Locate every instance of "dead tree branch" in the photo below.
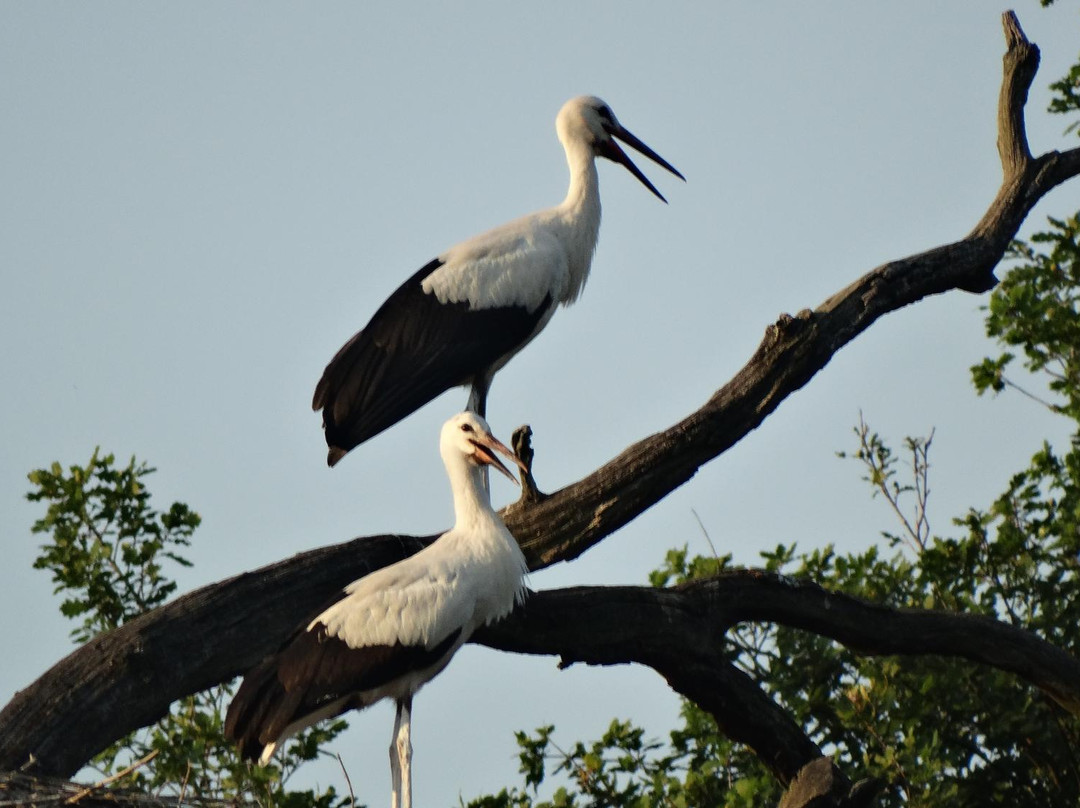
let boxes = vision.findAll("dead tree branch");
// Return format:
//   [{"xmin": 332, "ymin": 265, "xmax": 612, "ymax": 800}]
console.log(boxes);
[
  {"xmin": 477, "ymin": 573, "xmax": 1080, "ymax": 726},
  {"xmin": 1, "ymin": 12, "xmax": 1078, "ymax": 795}
]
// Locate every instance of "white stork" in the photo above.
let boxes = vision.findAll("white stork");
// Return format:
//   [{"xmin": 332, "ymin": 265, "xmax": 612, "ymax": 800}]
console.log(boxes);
[
  {"xmin": 224, "ymin": 411, "xmax": 529, "ymax": 808},
  {"xmin": 314, "ymin": 95, "xmax": 683, "ymax": 466}
]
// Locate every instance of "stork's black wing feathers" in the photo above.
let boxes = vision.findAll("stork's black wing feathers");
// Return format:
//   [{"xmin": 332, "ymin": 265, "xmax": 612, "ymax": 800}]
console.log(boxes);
[
  {"xmin": 225, "ymin": 623, "xmax": 462, "ymax": 761},
  {"xmin": 313, "ymin": 258, "xmax": 552, "ymax": 465}
]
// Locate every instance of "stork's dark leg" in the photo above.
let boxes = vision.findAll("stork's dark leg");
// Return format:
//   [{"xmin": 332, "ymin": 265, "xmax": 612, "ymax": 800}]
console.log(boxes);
[
  {"xmin": 466, "ymin": 372, "xmax": 491, "ymax": 418},
  {"xmin": 468, "ymin": 373, "xmax": 494, "ymax": 492}
]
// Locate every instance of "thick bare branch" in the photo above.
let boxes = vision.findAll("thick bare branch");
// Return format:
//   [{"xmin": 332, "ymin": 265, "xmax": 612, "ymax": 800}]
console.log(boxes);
[
  {"xmin": 2, "ymin": 11, "xmax": 1080, "ymax": 785},
  {"xmin": 476, "ymin": 574, "xmax": 1080, "ymax": 719}
]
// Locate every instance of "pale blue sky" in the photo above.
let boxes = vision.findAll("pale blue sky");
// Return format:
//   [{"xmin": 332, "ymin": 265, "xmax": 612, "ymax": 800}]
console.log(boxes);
[{"xmin": 2, "ymin": 3, "xmax": 1079, "ymax": 804}]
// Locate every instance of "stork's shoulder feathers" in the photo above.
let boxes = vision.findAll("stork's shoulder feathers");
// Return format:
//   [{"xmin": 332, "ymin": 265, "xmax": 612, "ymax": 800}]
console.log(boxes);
[{"xmin": 422, "ymin": 210, "xmax": 577, "ymax": 311}]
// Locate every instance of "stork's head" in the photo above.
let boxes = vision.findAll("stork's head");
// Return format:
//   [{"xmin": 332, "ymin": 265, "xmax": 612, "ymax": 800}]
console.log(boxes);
[
  {"xmin": 556, "ymin": 95, "xmax": 685, "ymax": 202},
  {"xmin": 440, "ymin": 412, "xmax": 524, "ymax": 484}
]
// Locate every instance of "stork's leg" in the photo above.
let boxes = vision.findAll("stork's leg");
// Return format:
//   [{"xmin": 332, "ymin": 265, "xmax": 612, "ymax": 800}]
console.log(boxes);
[
  {"xmin": 399, "ymin": 697, "xmax": 413, "ymax": 808},
  {"xmin": 390, "ymin": 696, "xmax": 413, "ymax": 808},
  {"xmin": 389, "ymin": 700, "xmax": 402, "ymax": 808},
  {"xmin": 466, "ymin": 375, "xmax": 490, "ymax": 418},
  {"xmin": 468, "ymin": 377, "xmax": 493, "ymax": 492}
]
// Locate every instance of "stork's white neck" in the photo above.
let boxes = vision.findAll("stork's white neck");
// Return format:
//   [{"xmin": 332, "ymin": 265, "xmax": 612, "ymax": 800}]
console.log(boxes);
[
  {"xmin": 446, "ymin": 459, "xmax": 500, "ymax": 533},
  {"xmin": 555, "ymin": 136, "xmax": 602, "ymax": 305}
]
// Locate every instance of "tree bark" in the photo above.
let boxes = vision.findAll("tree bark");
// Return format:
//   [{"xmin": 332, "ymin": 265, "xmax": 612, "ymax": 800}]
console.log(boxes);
[{"xmin": 2, "ymin": 12, "xmax": 1079, "ymax": 803}]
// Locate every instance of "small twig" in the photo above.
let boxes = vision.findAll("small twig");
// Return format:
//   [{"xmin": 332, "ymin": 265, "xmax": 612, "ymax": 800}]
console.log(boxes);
[
  {"xmin": 335, "ymin": 752, "xmax": 356, "ymax": 808},
  {"xmin": 63, "ymin": 748, "xmax": 159, "ymax": 804},
  {"xmin": 178, "ymin": 758, "xmax": 192, "ymax": 804},
  {"xmin": 690, "ymin": 508, "xmax": 721, "ymax": 562},
  {"xmin": 907, "ymin": 428, "xmax": 933, "ymax": 551},
  {"xmin": 1002, "ymin": 375, "xmax": 1062, "ymax": 413}
]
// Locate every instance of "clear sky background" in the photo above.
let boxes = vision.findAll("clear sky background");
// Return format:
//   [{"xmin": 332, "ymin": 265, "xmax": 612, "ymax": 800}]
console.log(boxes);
[{"xmin": 2, "ymin": 3, "xmax": 1079, "ymax": 805}]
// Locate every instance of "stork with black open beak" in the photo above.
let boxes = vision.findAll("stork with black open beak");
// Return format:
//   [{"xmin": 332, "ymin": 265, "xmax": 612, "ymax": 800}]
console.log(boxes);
[{"xmin": 314, "ymin": 95, "xmax": 684, "ymax": 466}]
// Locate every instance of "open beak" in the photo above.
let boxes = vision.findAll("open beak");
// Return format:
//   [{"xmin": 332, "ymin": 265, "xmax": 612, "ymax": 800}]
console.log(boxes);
[
  {"xmin": 470, "ymin": 430, "xmax": 528, "ymax": 485},
  {"xmin": 600, "ymin": 122, "xmax": 685, "ymax": 203}
]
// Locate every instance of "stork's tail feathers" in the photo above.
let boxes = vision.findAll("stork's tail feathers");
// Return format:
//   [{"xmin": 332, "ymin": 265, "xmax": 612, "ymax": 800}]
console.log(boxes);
[{"xmin": 224, "ymin": 658, "xmax": 298, "ymax": 764}]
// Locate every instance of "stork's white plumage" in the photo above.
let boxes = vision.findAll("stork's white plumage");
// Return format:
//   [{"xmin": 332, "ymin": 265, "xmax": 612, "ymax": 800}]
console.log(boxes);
[
  {"xmin": 224, "ymin": 412, "xmax": 528, "ymax": 808},
  {"xmin": 314, "ymin": 95, "xmax": 683, "ymax": 466}
]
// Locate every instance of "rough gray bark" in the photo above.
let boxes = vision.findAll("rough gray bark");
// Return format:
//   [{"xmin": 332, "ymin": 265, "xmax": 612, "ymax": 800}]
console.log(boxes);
[{"xmin": 2, "ymin": 12, "xmax": 1078, "ymax": 808}]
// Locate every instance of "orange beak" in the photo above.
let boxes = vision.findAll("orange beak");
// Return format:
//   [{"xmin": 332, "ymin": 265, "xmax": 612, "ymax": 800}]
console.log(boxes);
[{"xmin": 470, "ymin": 429, "xmax": 528, "ymax": 484}]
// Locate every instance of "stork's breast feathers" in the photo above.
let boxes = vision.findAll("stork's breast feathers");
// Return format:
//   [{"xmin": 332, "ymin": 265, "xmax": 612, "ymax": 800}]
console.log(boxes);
[{"xmin": 423, "ymin": 225, "xmax": 569, "ymax": 312}]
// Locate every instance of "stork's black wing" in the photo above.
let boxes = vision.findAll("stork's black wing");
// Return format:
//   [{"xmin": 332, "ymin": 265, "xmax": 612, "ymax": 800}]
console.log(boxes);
[
  {"xmin": 224, "ymin": 621, "xmax": 461, "ymax": 761},
  {"xmin": 313, "ymin": 258, "xmax": 552, "ymax": 465}
]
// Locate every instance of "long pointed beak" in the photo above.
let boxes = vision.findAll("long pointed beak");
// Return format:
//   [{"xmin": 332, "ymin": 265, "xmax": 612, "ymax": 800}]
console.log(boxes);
[
  {"xmin": 470, "ymin": 431, "xmax": 528, "ymax": 485},
  {"xmin": 601, "ymin": 123, "xmax": 685, "ymax": 203}
]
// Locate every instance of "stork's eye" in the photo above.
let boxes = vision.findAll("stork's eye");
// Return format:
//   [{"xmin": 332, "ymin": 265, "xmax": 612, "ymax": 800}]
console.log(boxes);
[
  {"xmin": 596, "ymin": 105, "xmax": 613, "ymax": 121},
  {"xmin": 460, "ymin": 423, "xmax": 474, "ymax": 433}
]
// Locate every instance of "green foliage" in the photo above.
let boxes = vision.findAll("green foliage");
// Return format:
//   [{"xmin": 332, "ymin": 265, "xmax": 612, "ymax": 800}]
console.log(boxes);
[
  {"xmin": 1049, "ymin": 62, "xmax": 1080, "ymax": 134},
  {"xmin": 972, "ymin": 215, "xmax": 1080, "ymax": 420},
  {"xmin": 808, "ymin": 420, "xmax": 1080, "ymax": 805},
  {"xmin": 27, "ymin": 450, "xmax": 351, "ymax": 807},
  {"xmin": 1045, "ymin": 1, "xmax": 1080, "ymax": 128},
  {"xmin": 462, "ymin": 714, "xmax": 760, "ymax": 808},
  {"xmin": 27, "ymin": 449, "xmax": 198, "ymax": 644}
]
